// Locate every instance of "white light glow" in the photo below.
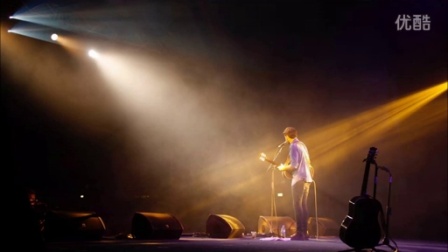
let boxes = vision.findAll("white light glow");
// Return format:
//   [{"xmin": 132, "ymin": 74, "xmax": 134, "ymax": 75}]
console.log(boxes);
[
  {"xmin": 88, "ymin": 49, "xmax": 100, "ymax": 59},
  {"xmin": 51, "ymin": 33, "xmax": 58, "ymax": 41}
]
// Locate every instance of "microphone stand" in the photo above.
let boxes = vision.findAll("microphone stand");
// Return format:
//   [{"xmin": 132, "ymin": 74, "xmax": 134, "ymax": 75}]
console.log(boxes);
[{"xmin": 267, "ymin": 145, "xmax": 284, "ymax": 236}]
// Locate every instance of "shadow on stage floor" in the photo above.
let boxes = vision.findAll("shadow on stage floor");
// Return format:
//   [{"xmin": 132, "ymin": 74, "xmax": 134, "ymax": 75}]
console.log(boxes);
[{"xmin": 45, "ymin": 235, "xmax": 447, "ymax": 252}]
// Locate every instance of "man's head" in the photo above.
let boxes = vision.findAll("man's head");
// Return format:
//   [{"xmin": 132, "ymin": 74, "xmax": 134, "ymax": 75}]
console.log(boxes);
[
  {"xmin": 283, "ymin": 127, "xmax": 297, "ymax": 140},
  {"xmin": 28, "ymin": 189, "xmax": 37, "ymax": 207}
]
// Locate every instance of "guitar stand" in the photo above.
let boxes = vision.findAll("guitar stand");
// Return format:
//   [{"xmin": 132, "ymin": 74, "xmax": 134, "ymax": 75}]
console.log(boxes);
[
  {"xmin": 340, "ymin": 165, "xmax": 398, "ymax": 252},
  {"xmin": 374, "ymin": 166, "xmax": 398, "ymax": 252}
]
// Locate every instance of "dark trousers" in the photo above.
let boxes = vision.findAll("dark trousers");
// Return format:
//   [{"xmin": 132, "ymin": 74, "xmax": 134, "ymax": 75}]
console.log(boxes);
[{"xmin": 292, "ymin": 180, "xmax": 311, "ymax": 235}]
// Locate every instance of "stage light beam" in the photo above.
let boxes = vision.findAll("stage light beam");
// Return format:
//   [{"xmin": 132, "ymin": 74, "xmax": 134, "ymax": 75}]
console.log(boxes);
[{"xmin": 304, "ymin": 81, "xmax": 447, "ymax": 169}]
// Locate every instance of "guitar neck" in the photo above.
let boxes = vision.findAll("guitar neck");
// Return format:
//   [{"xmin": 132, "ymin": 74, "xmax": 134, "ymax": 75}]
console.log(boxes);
[{"xmin": 360, "ymin": 147, "xmax": 377, "ymax": 196}]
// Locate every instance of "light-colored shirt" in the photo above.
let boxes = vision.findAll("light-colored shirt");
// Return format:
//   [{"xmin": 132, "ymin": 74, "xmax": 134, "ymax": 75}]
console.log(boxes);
[{"xmin": 290, "ymin": 138, "xmax": 314, "ymax": 185}]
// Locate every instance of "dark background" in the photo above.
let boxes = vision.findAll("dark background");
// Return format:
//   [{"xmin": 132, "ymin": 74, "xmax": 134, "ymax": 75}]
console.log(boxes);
[{"xmin": 2, "ymin": 0, "xmax": 447, "ymax": 242}]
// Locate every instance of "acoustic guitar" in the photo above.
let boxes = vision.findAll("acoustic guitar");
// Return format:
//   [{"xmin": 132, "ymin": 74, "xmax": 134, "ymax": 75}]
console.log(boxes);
[
  {"xmin": 339, "ymin": 147, "xmax": 384, "ymax": 249},
  {"xmin": 259, "ymin": 153, "xmax": 314, "ymax": 180}
]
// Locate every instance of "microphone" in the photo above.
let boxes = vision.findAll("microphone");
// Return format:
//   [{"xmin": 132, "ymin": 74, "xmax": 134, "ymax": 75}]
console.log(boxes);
[{"xmin": 278, "ymin": 141, "xmax": 288, "ymax": 148}]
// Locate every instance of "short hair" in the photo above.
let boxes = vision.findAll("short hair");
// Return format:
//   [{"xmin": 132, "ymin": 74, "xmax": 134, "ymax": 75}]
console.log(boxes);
[{"xmin": 283, "ymin": 127, "xmax": 297, "ymax": 138}]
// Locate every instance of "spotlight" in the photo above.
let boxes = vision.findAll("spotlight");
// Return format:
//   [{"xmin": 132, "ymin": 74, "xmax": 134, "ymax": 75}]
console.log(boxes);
[
  {"xmin": 88, "ymin": 49, "xmax": 100, "ymax": 59},
  {"xmin": 51, "ymin": 33, "xmax": 58, "ymax": 41}
]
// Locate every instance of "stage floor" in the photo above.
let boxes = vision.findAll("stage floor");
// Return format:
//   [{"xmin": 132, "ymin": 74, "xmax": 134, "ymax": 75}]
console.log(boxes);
[{"xmin": 45, "ymin": 236, "xmax": 447, "ymax": 252}]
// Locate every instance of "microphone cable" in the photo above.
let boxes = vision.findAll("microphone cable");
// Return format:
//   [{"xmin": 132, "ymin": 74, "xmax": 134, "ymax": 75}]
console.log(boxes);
[{"xmin": 312, "ymin": 180, "xmax": 319, "ymax": 239}]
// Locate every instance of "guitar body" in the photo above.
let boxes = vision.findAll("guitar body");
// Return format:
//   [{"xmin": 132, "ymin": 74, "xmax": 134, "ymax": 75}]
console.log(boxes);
[
  {"xmin": 339, "ymin": 195, "xmax": 384, "ymax": 249},
  {"xmin": 281, "ymin": 170, "xmax": 293, "ymax": 179},
  {"xmin": 260, "ymin": 153, "xmax": 314, "ymax": 180},
  {"xmin": 339, "ymin": 147, "xmax": 384, "ymax": 249},
  {"xmin": 281, "ymin": 165, "xmax": 314, "ymax": 180}
]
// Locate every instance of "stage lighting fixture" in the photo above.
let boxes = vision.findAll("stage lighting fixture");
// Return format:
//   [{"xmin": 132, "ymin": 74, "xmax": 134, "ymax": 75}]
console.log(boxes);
[{"xmin": 88, "ymin": 49, "xmax": 99, "ymax": 59}]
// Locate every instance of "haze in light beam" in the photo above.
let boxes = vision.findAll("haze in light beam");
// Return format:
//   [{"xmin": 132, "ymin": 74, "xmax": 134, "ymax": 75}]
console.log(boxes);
[{"xmin": 303, "ymin": 82, "xmax": 447, "ymax": 169}]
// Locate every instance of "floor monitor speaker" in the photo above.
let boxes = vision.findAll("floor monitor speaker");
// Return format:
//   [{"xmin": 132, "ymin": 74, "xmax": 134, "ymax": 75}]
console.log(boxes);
[
  {"xmin": 44, "ymin": 210, "xmax": 106, "ymax": 241},
  {"xmin": 257, "ymin": 216, "xmax": 296, "ymax": 237},
  {"xmin": 131, "ymin": 212, "xmax": 184, "ymax": 240},
  {"xmin": 307, "ymin": 217, "xmax": 339, "ymax": 237},
  {"xmin": 206, "ymin": 214, "xmax": 245, "ymax": 238}
]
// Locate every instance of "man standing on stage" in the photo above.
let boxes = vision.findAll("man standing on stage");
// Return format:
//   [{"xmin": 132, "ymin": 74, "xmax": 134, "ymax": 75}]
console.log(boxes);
[{"xmin": 277, "ymin": 127, "xmax": 314, "ymax": 240}]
